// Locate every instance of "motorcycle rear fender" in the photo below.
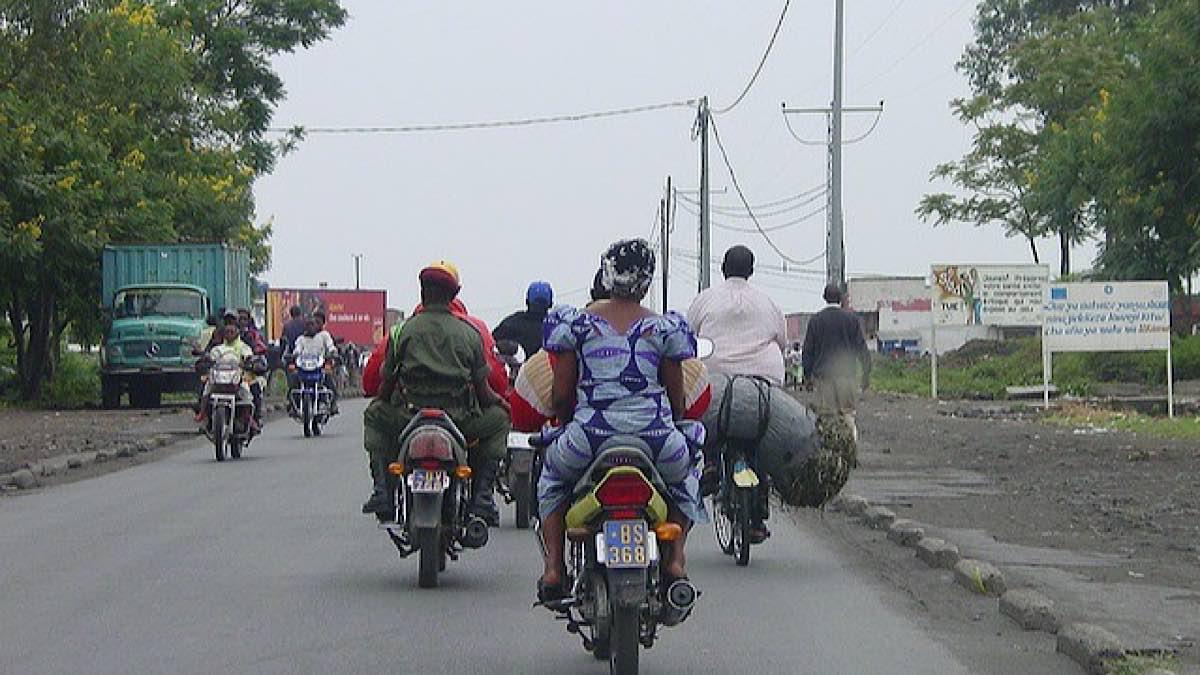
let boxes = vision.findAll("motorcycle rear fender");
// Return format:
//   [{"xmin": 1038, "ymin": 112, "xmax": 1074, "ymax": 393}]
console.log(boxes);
[
  {"xmin": 408, "ymin": 490, "xmax": 444, "ymax": 529},
  {"xmin": 565, "ymin": 466, "xmax": 668, "ymax": 530},
  {"xmin": 507, "ymin": 447, "xmax": 534, "ymax": 473},
  {"xmin": 605, "ymin": 567, "xmax": 649, "ymax": 609}
]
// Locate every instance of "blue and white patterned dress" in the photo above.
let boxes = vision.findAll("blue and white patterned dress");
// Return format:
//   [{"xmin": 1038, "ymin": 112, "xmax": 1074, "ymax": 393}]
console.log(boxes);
[{"xmin": 537, "ymin": 306, "xmax": 706, "ymax": 524}]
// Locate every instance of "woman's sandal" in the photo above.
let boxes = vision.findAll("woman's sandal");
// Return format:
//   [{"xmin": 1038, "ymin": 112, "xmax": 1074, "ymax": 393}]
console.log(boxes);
[{"xmin": 536, "ymin": 577, "xmax": 568, "ymax": 606}]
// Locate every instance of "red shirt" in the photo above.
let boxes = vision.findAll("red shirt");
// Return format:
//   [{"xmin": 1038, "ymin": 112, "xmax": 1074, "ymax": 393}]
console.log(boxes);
[{"xmin": 361, "ymin": 299, "xmax": 508, "ymax": 398}]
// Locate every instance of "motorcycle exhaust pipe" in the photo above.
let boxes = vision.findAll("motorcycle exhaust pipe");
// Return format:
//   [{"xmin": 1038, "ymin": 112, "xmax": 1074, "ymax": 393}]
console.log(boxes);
[
  {"xmin": 660, "ymin": 578, "xmax": 699, "ymax": 626},
  {"xmin": 462, "ymin": 516, "xmax": 490, "ymax": 549}
]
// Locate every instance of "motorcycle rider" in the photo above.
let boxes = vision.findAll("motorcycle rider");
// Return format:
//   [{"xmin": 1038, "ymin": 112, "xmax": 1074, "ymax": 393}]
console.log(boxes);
[
  {"xmin": 197, "ymin": 325, "xmax": 259, "ymax": 430},
  {"xmin": 361, "ymin": 261, "xmax": 511, "ymax": 522},
  {"xmin": 291, "ymin": 317, "xmax": 340, "ymax": 415},
  {"xmin": 493, "ymin": 281, "xmax": 553, "ymax": 360},
  {"xmin": 686, "ymin": 245, "xmax": 787, "ymax": 543}
]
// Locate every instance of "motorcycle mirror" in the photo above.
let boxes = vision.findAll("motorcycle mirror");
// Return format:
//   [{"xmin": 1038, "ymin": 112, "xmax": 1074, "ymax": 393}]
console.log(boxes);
[{"xmin": 696, "ymin": 337, "xmax": 715, "ymax": 360}]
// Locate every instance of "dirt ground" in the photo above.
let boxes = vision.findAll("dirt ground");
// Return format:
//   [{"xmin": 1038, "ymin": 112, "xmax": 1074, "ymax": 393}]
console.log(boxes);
[
  {"xmin": 0, "ymin": 404, "xmax": 201, "ymax": 475},
  {"xmin": 847, "ymin": 392, "xmax": 1200, "ymax": 590}
]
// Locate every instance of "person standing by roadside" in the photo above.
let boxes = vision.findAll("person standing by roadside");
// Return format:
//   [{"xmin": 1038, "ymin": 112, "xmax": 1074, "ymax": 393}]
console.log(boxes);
[{"xmin": 802, "ymin": 284, "xmax": 870, "ymax": 434}]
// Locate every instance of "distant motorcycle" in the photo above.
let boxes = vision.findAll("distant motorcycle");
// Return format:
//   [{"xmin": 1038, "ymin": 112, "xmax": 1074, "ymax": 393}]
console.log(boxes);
[
  {"xmin": 378, "ymin": 409, "xmax": 490, "ymax": 588},
  {"xmin": 288, "ymin": 353, "xmax": 335, "ymax": 437},
  {"xmin": 495, "ymin": 341, "xmax": 534, "ymax": 529},
  {"xmin": 205, "ymin": 354, "xmax": 265, "ymax": 462},
  {"xmin": 534, "ymin": 434, "xmax": 699, "ymax": 674}
]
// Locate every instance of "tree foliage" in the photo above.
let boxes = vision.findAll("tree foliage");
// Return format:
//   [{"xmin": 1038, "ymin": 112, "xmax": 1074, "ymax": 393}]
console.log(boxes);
[
  {"xmin": 0, "ymin": 0, "xmax": 344, "ymax": 399},
  {"xmin": 923, "ymin": 0, "xmax": 1199, "ymax": 287}
]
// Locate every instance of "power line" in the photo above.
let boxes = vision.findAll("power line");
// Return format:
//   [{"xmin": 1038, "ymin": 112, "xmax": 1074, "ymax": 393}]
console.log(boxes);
[
  {"xmin": 846, "ymin": 0, "xmax": 908, "ymax": 62},
  {"xmin": 707, "ymin": 115, "xmax": 825, "ymax": 267},
  {"xmin": 267, "ymin": 98, "xmax": 699, "ymax": 135},
  {"xmin": 712, "ymin": 0, "xmax": 792, "ymax": 115},
  {"xmin": 676, "ymin": 183, "xmax": 826, "ymax": 212},
  {"xmin": 675, "ymin": 199, "xmax": 826, "ymax": 234},
  {"xmin": 850, "ymin": 0, "xmax": 973, "ymax": 96},
  {"xmin": 670, "ymin": 249, "xmax": 826, "ymax": 277}
]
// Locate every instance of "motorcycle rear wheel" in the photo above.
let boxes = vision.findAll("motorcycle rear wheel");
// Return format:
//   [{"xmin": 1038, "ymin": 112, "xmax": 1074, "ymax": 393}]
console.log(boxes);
[
  {"xmin": 213, "ymin": 407, "xmax": 227, "ymax": 462},
  {"xmin": 416, "ymin": 526, "xmax": 442, "ymax": 588},
  {"xmin": 302, "ymin": 396, "xmax": 313, "ymax": 438},
  {"xmin": 734, "ymin": 488, "xmax": 752, "ymax": 567},
  {"xmin": 512, "ymin": 473, "xmax": 531, "ymax": 529},
  {"xmin": 609, "ymin": 604, "xmax": 640, "ymax": 675}
]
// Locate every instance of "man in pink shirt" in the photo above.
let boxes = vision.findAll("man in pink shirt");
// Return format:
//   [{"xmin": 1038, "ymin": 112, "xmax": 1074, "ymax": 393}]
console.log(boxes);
[{"xmin": 686, "ymin": 245, "xmax": 787, "ymax": 386}]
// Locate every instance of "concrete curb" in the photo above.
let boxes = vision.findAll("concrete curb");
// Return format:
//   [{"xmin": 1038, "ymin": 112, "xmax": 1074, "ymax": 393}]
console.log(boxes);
[
  {"xmin": 827, "ymin": 491, "xmax": 1180, "ymax": 675},
  {"xmin": 953, "ymin": 558, "xmax": 1007, "ymax": 597},
  {"xmin": 999, "ymin": 589, "xmax": 1060, "ymax": 634},
  {"xmin": 0, "ymin": 394, "xmax": 322, "ymax": 491},
  {"xmin": 1056, "ymin": 623, "xmax": 1125, "ymax": 675}
]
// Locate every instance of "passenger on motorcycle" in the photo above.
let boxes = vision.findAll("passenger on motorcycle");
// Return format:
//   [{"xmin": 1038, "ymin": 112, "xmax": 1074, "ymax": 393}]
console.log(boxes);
[
  {"xmin": 537, "ymin": 239, "xmax": 705, "ymax": 601},
  {"xmin": 493, "ymin": 280, "xmax": 554, "ymax": 360},
  {"xmin": 291, "ymin": 318, "xmax": 340, "ymax": 415},
  {"xmin": 197, "ymin": 325, "xmax": 259, "ymax": 430},
  {"xmin": 361, "ymin": 261, "xmax": 512, "ymax": 521},
  {"xmin": 686, "ymin": 245, "xmax": 787, "ymax": 542}
]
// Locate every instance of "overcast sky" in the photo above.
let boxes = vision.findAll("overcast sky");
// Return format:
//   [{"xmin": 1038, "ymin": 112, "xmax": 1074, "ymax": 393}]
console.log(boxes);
[{"xmin": 254, "ymin": 1, "xmax": 1093, "ymax": 327}]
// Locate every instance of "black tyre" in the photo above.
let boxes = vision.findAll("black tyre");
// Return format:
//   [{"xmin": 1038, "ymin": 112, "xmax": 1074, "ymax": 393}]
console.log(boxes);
[
  {"xmin": 213, "ymin": 406, "xmax": 227, "ymax": 462},
  {"xmin": 416, "ymin": 526, "xmax": 441, "ymax": 588},
  {"xmin": 230, "ymin": 433, "xmax": 243, "ymax": 460},
  {"xmin": 609, "ymin": 604, "xmax": 640, "ymax": 675},
  {"xmin": 712, "ymin": 493, "xmax": 735, "ymax": 555},
  {"xmin": 512, "ymin": 472, "xmax": 531, "ymax": 529},
  {"xmin": 101, "ymin": 375, "xmax": 121, "ymax": 409},
  {"xmin": 734, "ymin": 488, "xmax": 752, "ymax": 567},
  {"xmin": 301, "ymin": 395, "xmax": 312, "ymax": 438},
  {"xmin": 310, "ymin": 415, "xmax": 322, "ymax": 437},
  {"xmin": 591, "ymin": 575, "xmax": 611, "ymax": 660}
]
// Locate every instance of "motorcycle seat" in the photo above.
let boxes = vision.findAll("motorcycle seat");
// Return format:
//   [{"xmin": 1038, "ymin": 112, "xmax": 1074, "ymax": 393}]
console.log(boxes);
[
  {"xmin": 398, "ymin": 408, "xmax": 467, "ymax": 449},
  {"xmin": 571, "ymin": 438, "xmax": 671, "ymax": 501}
]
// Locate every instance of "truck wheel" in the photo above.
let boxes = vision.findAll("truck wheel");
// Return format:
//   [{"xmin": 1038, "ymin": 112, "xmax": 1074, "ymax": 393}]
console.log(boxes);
[
  {"xmin": 129, "ymin": 383, "xmax": 161, "ymax": 409},
  {"xmin": 101, "ymin": 376, "xmax": 121, "ymax": 409}
]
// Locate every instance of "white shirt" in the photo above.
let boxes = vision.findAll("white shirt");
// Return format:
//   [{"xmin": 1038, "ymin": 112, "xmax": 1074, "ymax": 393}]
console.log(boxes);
[
  {"xmin": 686, "ymin": 277, "xmax": 787, "ymax": 386},
  {"xmin": 292, "ymin": 331, "xmax": 336, "ymax": 358}
]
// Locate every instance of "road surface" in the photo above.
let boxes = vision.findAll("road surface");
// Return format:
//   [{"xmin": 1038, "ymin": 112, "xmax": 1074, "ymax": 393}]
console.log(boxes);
[{"xmin": 0, "ymin": 400, "xmax": 1075, "ymax": 674}]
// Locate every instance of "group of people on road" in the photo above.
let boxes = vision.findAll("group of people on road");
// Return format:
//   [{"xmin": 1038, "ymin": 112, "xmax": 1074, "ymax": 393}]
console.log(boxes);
[{"xmin": 355, "ymin": 238, "xmax": 871, "ymax": 604}]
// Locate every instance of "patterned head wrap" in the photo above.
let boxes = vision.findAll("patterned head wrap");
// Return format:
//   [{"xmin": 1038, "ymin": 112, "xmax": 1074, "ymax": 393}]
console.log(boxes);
[{"xmin": 600, "ymin": 238, "xmax": 655, "ymax": 299}]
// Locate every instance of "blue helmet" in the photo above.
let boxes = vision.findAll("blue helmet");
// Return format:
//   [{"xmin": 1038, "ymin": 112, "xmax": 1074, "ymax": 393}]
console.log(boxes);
[{"xmin": 526, "ymin": 281, "xmax": 553, "ymax": 307}]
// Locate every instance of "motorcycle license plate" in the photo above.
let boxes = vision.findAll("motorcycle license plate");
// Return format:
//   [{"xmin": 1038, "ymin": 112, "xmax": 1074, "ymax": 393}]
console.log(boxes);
[
  {"xmin": 407, "ymin": 469, "xmax": 449, "ymax": 493},
  {"xmin": 603, "ymin": 520, "xmax": 649, "ymax": 569}
]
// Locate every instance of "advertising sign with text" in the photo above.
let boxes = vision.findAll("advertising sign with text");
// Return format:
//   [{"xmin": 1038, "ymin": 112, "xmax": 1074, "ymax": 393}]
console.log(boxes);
[
  {"xmin": 1042, "ymin": 282, "xmax": 1170, "ymax": 352},
  {"xmin": 931, "ymin": 264, "xmax": 1049, "ymax": 326}
]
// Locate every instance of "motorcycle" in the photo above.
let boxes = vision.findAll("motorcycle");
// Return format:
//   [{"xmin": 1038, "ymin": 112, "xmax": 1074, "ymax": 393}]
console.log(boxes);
[
  {"xmin": 499, "ymin": 431, "xmax": 536, "ymax": 529},
  {"xmin": 288, "ymin": 352, "xmax": 335, "ymax": 438},
  {"xmin": 204, "ymin": 354, "xmax": 264, "ymax": 462},
  {"xmin": 534, "ymin": 435, "xmax": 699, "ymax": 674},
  {"xmin": 378, "ymin": 408, "xmax": 490, "ymax": 588},
  {"xmin": 495, "ymin": 340, "xmax": 534, "ymax": 528}
]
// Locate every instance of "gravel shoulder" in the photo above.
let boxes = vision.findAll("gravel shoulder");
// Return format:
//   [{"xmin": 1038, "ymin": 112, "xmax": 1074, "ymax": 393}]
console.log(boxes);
[{"xmin": 831, "ymin": 391, "xmax": 1200, "ymax": 668}]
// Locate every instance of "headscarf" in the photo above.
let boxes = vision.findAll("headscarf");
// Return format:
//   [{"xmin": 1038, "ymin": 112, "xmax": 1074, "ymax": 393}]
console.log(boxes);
[{"xmin": 600, "ymin": 238, "xmax": 655, "ymax": 299}]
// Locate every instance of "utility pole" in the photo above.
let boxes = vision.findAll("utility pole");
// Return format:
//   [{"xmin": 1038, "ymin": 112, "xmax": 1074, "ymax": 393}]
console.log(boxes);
[
  {"xmin": 698, "ymin": 97, "xmax": 712, "ymax": 291},
  {"xmin": 831, "ymin": 0, "xmax": 845, "ymax": 290},
  {"xmin": 781, "ymin": 0, "xmax": 883, "ymax": 292},
  {"xmin": 661, "ymin": 175, "xmax": 672, "ymax": 311},
  {"xmin": 352, "ymin": 254, "xmax": 363, "ymax": 290}
]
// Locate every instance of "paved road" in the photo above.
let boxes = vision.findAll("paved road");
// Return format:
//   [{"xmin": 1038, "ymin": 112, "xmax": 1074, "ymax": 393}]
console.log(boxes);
[{"xmin": 0, "ymin": 400, "xmax": 1074, "ymax": 674}]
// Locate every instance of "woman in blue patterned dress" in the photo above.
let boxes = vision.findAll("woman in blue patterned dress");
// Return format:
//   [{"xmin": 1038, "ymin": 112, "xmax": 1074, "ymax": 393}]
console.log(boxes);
[{"xmin": 537, "ymin": 239, "xmax": 705, "ymax": 600}]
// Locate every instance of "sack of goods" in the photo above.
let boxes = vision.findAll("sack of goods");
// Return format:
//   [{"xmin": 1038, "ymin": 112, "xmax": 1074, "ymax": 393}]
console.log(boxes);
[{"xmin": 701, "ymin": 373, "xmax": 857, "ymax": 508}]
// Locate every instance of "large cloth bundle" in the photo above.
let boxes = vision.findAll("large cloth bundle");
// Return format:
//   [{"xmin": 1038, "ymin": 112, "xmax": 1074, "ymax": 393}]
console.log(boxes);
[
  {"xmin": 701, "ymin": 373, "xmax": 856, "ymax": 508},
  {"xmin": 508, "ymin": 350, "xmax": 713, "ymax": 432}
]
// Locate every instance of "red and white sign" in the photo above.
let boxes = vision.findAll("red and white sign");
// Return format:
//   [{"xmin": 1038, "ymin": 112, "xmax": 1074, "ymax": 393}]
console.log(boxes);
[{"xmin": 266, "ymin": 289, "xmax": 387, "ymax": 345}]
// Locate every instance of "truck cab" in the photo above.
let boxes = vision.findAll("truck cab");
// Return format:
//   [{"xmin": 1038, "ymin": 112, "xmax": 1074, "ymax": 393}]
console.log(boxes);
[{"xmin": 101, "ymin": 283, "xmax": 210, "ymax": 408}]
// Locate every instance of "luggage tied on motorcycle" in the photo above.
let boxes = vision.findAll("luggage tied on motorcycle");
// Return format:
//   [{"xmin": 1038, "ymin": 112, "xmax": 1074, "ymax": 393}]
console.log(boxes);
[{"xmin": 700, "ymin": 373, "xmax": 857, "ymax": 508}]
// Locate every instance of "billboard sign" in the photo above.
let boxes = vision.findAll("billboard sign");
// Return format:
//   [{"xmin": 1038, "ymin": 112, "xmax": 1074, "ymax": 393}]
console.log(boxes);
[
  {"xmin": 1043, "ymin": 282, "xmax": 1170, "ymax": 352},
  {"xmin": 266, "ymin": 288, "xmax": 387, "ymax": 346},
  {"xmin": 932, "ymin": 264, "xmax": 1049, "ymax": 327}
]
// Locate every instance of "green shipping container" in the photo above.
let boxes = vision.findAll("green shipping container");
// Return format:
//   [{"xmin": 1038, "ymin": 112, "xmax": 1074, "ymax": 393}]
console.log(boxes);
[{"xmin": 101, "ymin": 244, "xmax": 251, "ymax": 315}]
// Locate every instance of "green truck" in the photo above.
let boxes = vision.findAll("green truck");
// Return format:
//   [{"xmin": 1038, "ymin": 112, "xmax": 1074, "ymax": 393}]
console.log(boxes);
[{"xmin": 100, "ymin": 244, "xmax": 252, "ymax": 408}]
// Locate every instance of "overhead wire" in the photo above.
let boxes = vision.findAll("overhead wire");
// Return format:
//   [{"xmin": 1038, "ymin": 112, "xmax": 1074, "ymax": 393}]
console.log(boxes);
[
  {"xmin": 850, "ymin": 0, "xmax": 974, "ymax": 96},
  {"xmin": 846, "ymin": 0, "xmax": 908, "ymax": 62},
  {"xmin": 675, "ymin": 183, "xmax": 825, "ymax": 211},
  {"xmin": 707, "ymin": 114, "xmax": 827, "ymax": 267},
  {"xmin": 674, "ymin": 199, "xmax": 826, "ymax": 234},
  {"xmin": 712, "ymin": 0, "xmax": 792, "ymax": 115},
  {"xmin": 268, "ymin": 98, "xmax": 699, "ymax": 135}
]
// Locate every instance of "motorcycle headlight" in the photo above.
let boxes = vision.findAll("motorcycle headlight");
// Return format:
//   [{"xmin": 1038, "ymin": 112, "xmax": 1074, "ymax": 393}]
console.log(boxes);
[{"xmin": 211, "ymin": 365, "xmax": 241, "ymax": 384}]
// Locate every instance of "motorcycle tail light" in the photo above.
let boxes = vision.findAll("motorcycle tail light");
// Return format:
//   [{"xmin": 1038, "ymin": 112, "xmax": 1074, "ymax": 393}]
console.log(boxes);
[
  {"xmin": 595, "ymin": 473, "xmax": 652, "ymax": 508},
  {"xmin": 418, "ymin": 459, "xmax": 442, "ymax": 471},
  {"xmin": 407, "ymin": 428, "xmax": 453, "ymax": 460}
]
